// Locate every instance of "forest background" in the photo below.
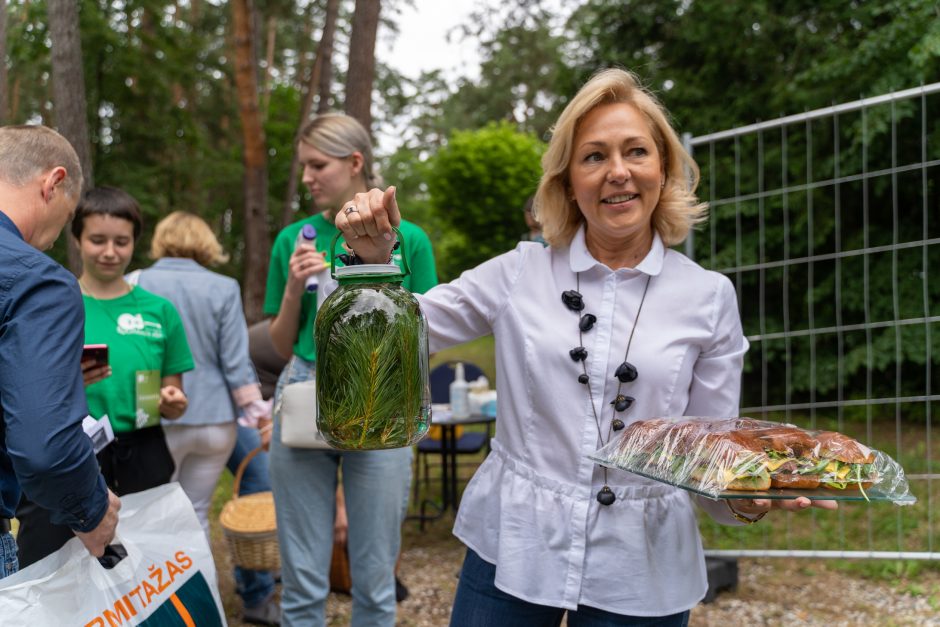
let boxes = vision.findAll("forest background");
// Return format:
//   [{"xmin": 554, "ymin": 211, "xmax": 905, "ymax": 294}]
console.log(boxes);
[{"xmin": 5, "ymin": 0, "xmax": 939, "ymax": 411}]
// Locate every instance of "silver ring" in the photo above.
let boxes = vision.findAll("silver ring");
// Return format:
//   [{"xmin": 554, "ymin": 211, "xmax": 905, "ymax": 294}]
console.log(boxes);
[{"xmin": 344, "ymin": 205, "xmax": 358, "ymax": 215}]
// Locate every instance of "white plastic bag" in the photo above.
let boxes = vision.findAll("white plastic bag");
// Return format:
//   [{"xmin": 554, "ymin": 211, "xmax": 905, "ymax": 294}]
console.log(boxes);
[{"xmin": 0, "ymin": 483, "xmax": 227, "ymax": 626}]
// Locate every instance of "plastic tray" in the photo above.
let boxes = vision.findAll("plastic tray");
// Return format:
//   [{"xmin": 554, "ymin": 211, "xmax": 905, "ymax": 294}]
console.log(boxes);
[
  {"xmin": 590, "ymin": 460, "xmax": 917, "ymax": 504},
  {"xmin": 589, "ymin": 417, "xmax": 917, "ymax": 506}
]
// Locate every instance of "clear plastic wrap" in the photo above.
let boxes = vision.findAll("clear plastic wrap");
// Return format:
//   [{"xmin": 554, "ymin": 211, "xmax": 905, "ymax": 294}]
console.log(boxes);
[{"xmin": 589, "ymin": 418, "xmax": 916, "ymax": 505}]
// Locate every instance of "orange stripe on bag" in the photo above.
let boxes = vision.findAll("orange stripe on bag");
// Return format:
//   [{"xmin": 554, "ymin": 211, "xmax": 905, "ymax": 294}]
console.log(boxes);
[{"xmin": 169, "ymin": 593, "xmax": 196, "ymax": 627}]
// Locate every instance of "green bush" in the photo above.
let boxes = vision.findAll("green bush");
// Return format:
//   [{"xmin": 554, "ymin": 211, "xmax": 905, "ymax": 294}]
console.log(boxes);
[{"xmin": 428, "ymin": 122, "xmax": 544, "ymax": 280}]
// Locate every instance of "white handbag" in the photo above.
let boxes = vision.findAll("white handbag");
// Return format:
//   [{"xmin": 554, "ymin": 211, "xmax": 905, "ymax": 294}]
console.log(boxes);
[{"xmin": 277, "ymin": 378, "xmax": 332, "ymax": 449}]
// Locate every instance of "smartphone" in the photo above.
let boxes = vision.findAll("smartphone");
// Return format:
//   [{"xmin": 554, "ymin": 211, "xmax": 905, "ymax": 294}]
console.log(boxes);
[{"xmin": 82, "ymin": 344, "xmax": 109, "ymax": 367}]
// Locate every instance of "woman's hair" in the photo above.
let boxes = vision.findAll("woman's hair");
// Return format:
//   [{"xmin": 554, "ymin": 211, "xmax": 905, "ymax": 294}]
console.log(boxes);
[
  {"xmin": 298, "ymin": 112, "xmax": 380, "ymax": 187},
  {"xmin": 71, "ymin": 186, "xmax": 143, "ymax": 240},
  {"xmin": 535, "ymin": 68, "xmax": 706, "ymax": 247},
  {"xmin": 150, "ymin": 211, "xmax": 230, "ymax": 266}
]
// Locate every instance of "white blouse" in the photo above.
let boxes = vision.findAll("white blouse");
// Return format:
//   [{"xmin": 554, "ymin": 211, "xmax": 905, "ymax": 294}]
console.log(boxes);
[{"xmin": 416, "ymin": 226, "xmax": 750, "ymax": 616}]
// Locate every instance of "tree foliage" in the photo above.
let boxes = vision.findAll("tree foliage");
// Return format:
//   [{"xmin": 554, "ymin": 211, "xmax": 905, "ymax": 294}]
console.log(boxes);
[
  {"xmin": 427, "ymin": 121, "xmax": 543, "ymax": 280},
  {"xmin": 566, "ymin": 0, "xmax": 940, "ymax": 136},
  {"xmin": 562, "ymin": 0, "xmax": 940, "ymax": 413},
  {"xmin": 3, "ymin": 0, "xmax": 937, "ymax": 407},
  {"xmin": 388, "ymin": 0, "xmax": 939, "ymax": 412},
  {"xmin": 7, "ymin": 0, "xmax": 361, "ymax": 283},
  {"xmin": 383, "ymin": 1, "xmax": 571, "ymax": 150}
]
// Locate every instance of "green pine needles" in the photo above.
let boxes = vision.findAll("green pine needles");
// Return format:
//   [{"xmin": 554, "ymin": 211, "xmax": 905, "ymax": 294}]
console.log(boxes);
[{"xmin": 316, "ymin": 281, "xmax": 430, "ymax": 450}]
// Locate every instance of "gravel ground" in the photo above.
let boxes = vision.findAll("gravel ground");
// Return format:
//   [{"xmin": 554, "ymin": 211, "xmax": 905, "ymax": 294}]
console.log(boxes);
[
  {"xmin": 691, "ymin": 559, "xmax": 940, "ymax": 626},
  {"xmin": 215, "ymin": 516, "xmax": 940, "ymax": 626}
]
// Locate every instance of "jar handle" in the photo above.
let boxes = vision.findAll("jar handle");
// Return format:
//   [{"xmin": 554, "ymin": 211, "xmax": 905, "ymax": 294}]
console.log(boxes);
[{"xmin": 328, "ymin": 226, "xmax": 408, "ymax": 280}]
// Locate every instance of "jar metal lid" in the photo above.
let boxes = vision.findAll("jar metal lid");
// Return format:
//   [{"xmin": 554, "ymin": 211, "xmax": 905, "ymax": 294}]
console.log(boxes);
[{"xmin": 335, "ymin": 263, "xmax": 403, "ymax": 278}]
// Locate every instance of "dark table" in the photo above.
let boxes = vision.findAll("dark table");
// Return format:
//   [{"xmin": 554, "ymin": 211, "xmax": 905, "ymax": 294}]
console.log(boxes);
[{"xmin": 411, "ymin": 408, "xmax": 495, "ymax": 527}]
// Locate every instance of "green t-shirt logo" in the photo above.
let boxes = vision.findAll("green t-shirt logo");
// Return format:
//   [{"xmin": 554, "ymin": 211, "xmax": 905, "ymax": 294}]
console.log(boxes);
[{"xmin": 117, "ymin": 312, "xmax": 165, "ymax": 339}]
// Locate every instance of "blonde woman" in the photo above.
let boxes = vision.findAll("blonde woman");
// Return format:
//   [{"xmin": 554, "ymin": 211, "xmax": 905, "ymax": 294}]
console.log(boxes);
[
  {"xmin": 134, "ymin": 211, "xmax": 276, "ymax": 624},
  {"xmin": 335, "ymin": 68, "xmax": 836, "ymax": 625}
]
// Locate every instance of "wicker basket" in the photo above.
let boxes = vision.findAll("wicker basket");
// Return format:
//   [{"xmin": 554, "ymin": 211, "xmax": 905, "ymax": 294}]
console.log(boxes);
[{"xmin": 220, "ymin": 446, "xmax": 280, "ymax": 571}]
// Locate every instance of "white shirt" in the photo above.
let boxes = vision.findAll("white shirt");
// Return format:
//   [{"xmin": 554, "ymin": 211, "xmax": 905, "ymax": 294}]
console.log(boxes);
[{"xmin": 417, "ymin": 226, "xmax": 750, "ymax": 616}]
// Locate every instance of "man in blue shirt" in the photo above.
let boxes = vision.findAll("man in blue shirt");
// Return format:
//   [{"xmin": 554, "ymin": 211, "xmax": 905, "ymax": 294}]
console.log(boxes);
[{"xmin": 0, "ymin": 124, "xmax": 120, "ymax": 578}]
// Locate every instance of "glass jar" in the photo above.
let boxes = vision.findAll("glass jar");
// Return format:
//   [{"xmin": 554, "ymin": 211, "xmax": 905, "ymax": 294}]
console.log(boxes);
[{"xmin": 315, "ymin": 230, "xmax": 430, "ymax": 450}]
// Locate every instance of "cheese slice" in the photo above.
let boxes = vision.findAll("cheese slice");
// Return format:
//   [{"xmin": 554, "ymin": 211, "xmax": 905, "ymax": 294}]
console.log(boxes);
[{"xmin": 765, "ymin": 458, "xmax": 791, "ymax": 472}]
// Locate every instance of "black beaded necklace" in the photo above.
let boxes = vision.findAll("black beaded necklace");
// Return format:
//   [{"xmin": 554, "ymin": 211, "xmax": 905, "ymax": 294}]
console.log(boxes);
[{"xmin": 562, "ymin": 273, "xmax": 652, "ymax": 506}]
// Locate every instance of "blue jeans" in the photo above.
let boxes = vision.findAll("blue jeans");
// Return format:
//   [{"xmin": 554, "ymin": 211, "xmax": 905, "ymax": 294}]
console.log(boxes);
[
  {"xmin": 0, "ymin": 532, "xmax": 18, "ymax": 579},
  {"xmin": 450, "ymin": 549, "xmax": 691, "ymax": 627},
  {"xmin": 269, "ymin": 356, "xmax": 412, "ymax": 627},
  {"xmin": 226, "ymin": 423, "xmax": 277, "ymax": 609}
]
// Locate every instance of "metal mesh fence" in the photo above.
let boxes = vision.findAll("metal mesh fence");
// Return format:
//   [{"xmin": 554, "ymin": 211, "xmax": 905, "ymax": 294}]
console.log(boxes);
[{"xmin": 686, "ymin": 84, "xmax": 940, "ymax": 559}]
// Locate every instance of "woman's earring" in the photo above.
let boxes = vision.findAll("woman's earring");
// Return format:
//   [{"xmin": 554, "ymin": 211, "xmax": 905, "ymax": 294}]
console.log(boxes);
[{"xmin": 660, "ymin": 179, "xmax": 666, "ymax": 190}]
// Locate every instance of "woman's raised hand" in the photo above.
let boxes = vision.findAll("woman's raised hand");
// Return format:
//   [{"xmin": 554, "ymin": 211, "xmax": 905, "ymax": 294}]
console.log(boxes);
[
  {"xmin": 286, "ymin": 245, "xmax": 328, "ymax": 299},
  {"xmin": 334, "ymin": 187, "xmax": 401, "ymax": 263}
]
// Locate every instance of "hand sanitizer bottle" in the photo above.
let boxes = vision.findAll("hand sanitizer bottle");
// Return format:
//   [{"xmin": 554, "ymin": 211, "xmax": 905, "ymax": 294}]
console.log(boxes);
[
  {"xmin": 295, "ymin": 224, "xmax": 319, "ymax": 293},
  {"xmin": 449, "ymin": 362, "xmax": 471, "ymax": 419}
]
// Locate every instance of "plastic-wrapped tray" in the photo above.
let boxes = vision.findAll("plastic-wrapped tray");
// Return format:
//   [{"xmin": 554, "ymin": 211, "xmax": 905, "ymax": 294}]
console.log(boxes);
[
  {"xmin": 612, "ymin": 465, "xmax": 916, "ymax": 503},
  {"xmin": 589, "ymin": 417, "xmax": 915, "ymax": 505}
]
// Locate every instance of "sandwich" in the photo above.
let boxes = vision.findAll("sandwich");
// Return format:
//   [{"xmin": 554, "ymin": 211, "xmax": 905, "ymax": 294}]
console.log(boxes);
[
  {"xmin": 679, "ymin": 426, "xmax": 771, "ymax": 491},
  {"xmin": 723, "ymin": 417, "xmax": 763, "ymax": 431},
  {"xmin": 746, "ymin": 426, "xmax": 822, "ymax": 489},
  {"xmin": 605, "ymin": 418, "xmax": 881, "ymax": 496},
  {"xmin": 814, "ymin": 431, "xmax": 877, "ymax": 490},
  {"xmin": 612, "ymin": 419, "xmax": 771, "ymax": 491},
  {"xmin": 606, "ymin": 419, "xmax": 671, "ymax": 469}
]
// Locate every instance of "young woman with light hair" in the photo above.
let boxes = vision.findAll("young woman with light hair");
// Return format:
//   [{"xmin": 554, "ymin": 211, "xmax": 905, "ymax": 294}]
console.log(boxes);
[{"xmin": 265, "ymin": 112, "xmax": 437, "ymax": 626}]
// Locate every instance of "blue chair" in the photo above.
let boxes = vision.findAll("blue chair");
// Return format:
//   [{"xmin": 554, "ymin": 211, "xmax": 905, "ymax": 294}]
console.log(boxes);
[{"xmin": 413, "ymin": 361, "xmax": 492, "ymax": 510}]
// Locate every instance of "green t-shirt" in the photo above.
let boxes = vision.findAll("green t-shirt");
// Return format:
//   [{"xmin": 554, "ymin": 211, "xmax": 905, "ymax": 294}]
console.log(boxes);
[
  {"xmin": 83, "ymin": 287, "xmax": 194, "ymax": 433},
  {"xmin": 263, "ymin": 212, "xmax": 438, "ymax": 362}
]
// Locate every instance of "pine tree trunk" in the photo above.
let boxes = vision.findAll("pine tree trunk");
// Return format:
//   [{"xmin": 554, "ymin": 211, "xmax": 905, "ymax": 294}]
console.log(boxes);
[
  {"xmin": 315, "ymin": 0, "xmax": 339, "ymax": 114},
  {"xmin": 232, "ymin": 0, "xmax": 270, "ymax": 323},
  {"xmin": 47, "ymin": 0, "xmax": 93, "ymax": 274},
  {"xmin": 280, "ymin": 0, "xmax": 340, "ymax": 227},
  {"xmin": 345, "ymin": 0, "xmax": 381, "ymax": 134}
]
